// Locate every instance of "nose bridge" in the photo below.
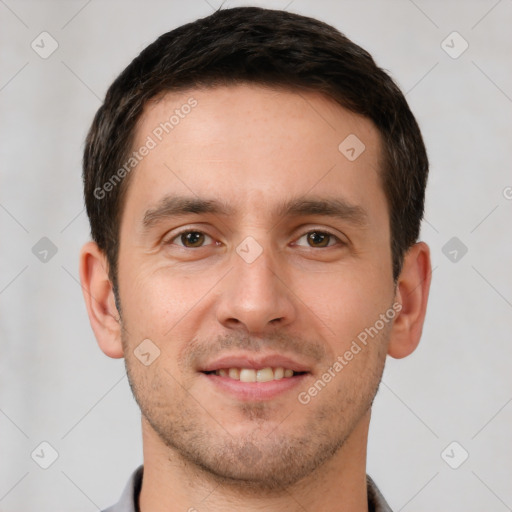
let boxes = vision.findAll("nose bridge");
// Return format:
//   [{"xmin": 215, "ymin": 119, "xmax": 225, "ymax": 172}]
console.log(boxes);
[
  {"xmin": 216, "ymin": 234, "xmax": 295, "ymax": 332},
  {"xmin": 235, "ymin": 236, "xmax": 277, "ymax": 293}
]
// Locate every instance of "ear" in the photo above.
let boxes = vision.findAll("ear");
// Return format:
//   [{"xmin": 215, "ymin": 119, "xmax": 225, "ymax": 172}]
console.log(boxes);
[
  {"xmin": 79, "ymin": 241, "xmax": 124, "ymax": 358},
  {"xmin": 388, "ymin": 241, "xmax": 432, "ymax": 359}
]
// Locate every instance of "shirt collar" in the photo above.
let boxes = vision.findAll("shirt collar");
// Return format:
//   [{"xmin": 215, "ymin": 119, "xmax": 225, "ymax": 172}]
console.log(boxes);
[{"xmin": 103, "ymin": 465, "xmax": 393, "ymax": 512}]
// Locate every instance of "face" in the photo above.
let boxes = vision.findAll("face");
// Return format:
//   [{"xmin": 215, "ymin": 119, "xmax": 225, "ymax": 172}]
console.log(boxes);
[{"xmin": 116, "ymin": 84, "xmax": 395, "ymax": 490}]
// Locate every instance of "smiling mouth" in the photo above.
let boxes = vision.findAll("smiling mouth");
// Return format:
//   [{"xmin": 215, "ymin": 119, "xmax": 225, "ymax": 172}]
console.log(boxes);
[{"xmin": 203, "ymin": 367, "xmax": 308, "ymax": 382}]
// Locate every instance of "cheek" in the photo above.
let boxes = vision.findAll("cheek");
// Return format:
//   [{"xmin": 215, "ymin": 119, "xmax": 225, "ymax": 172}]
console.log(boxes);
[
  {"xmin": 296, "ymin": 263, "xmax": 392, "ymax": 345},
  {"xmin": 119, "ymin": 263, "xmax": 219, "ymax": 340}
]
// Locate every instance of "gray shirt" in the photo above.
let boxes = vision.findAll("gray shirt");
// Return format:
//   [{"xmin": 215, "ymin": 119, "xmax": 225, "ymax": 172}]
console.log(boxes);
[{"xmin": 103, "ymin": 465, "xmax": 393, "ymax": 512}]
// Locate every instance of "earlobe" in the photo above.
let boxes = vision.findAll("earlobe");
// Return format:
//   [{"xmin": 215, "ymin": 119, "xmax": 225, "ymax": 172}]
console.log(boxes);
[
  {"xmin": 388, "ymin": 242, "xmax": 432, "ymax": 359},
  {"xmin": 79, "ymin": 241, "xmax": 124, "ymax": 359}
]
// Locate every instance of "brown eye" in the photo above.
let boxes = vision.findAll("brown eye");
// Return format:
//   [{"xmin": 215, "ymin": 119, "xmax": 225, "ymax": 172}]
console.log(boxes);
[
  {"xmin": 295, "ymin": 230, "xmax": 340, "ymax": 248},
  {"xmin": 307, "ymin": 232, "xmax": 331, "ymax": 247},
  {"xmin": 169, "ymin": 230, "xmax": 213, "ymax": 248},
  {"xmin": 182, "ymin": 231, "xmax": 204, "ymax": 247}
]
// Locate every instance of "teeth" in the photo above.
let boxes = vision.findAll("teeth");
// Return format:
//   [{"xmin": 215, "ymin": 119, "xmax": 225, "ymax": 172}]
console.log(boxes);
[
  {"xmin": 214, "ymin": 366, "xmax": 299, "ymax": 381},
  {"xmin": 228, "ymin": 368, "xmax": 240, "ymax": 379},
  {"xmin": 256, "ymin": 367, "xmax": 274, "ymax": 382},
  {"xmin": 240, "ymin": 369, "xmax": 256, "ymax": 382}
]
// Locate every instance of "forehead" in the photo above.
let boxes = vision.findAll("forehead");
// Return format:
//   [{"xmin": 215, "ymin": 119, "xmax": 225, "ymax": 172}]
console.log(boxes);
[
  {"xmin": 135, "ymin": 84, "xmax": 381, "ymax": 157},
  {"xmin": 124, "ymin": 84, "xmax": 386, "ymax": 227}
]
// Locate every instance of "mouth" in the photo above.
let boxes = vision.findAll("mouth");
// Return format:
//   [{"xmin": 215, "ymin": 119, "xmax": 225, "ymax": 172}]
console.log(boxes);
[
  {"xmin": 203, "ymin": 367, "xmax": 307, "ymax": 382},
  {"xmin": 198, "ymin": 354, "xmax": 312, "ymax": 401}
]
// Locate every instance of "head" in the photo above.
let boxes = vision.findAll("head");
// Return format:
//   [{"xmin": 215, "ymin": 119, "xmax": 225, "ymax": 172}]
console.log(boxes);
[{"xmin": 80, "ymin": 7, "xmax": 431, "ymax": 492}]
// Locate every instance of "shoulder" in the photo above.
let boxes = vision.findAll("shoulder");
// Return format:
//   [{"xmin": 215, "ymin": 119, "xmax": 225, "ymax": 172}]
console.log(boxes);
[
  {"xmin": 367, "ymin": 474, "xmax": 393, "ymax": 512},
  {"xmin": 101, "ymin": 465, "xmax": 143, "ymax": 512}
]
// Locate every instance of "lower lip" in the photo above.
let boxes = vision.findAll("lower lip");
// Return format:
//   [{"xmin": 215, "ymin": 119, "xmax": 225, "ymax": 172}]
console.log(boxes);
[{"xmin": 200, "ymin": 373, "xmax": 309, "ymax": 401}]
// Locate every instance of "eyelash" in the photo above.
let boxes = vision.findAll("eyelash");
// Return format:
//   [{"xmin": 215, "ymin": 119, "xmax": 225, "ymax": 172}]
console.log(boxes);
[{"xmin": 165, "ymin": 228, "xmax": 344, "ymax": 249}]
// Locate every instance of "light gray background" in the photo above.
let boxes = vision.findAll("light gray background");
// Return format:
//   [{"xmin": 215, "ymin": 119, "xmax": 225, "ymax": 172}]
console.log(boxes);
[{"xmin": 1, "ymin": 0, "xmax": 511, "ymax": 510}]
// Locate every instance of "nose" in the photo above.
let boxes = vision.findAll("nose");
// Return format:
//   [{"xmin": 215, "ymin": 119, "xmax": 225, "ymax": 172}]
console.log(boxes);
[{"xmin": 215, "ymin": 242, "xmax": 297, "ymax": 335}]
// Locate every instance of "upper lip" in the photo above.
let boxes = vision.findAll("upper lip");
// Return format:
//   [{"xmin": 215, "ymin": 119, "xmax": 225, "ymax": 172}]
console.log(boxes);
[{"xmin": 199, "ymin": 353, "xmax": 312, "ymax": 373}]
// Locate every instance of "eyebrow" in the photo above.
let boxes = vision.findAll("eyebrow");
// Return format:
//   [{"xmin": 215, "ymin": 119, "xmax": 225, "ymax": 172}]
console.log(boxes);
[{"xmin": 141, "ymin": 194, "xmax": 368, "ymax": 231}]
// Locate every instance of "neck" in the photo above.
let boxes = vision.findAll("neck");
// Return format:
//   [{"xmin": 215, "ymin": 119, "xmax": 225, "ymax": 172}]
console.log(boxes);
[{"xmin": 139, "ymin": 411, "xmax": 371, "ymax": 512}]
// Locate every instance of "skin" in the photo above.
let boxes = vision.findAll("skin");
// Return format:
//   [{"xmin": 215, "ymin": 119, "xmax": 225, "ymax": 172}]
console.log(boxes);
[{"xmin": 80, "ymin": 84, "xmax": 431, "ymax": 512}]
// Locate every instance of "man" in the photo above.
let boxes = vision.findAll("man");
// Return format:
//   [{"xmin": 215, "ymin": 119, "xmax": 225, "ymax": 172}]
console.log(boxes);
[{"xmin": 79, "ymin": 6, "xmax": 431, "ymax": 512}]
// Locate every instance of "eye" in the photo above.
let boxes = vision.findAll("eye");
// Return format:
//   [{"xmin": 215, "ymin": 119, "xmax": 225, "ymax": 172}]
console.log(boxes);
[
  {"xmin": 167, "ymin": 230, "xmax": 215, "ymax": 248},
  {"xmin": 294, "ymin": 230, "xmax": 342, "ymax": 248},
  {"xmin": 165, "ymin": 229, "xmax": 343, "ymax": 250}
]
